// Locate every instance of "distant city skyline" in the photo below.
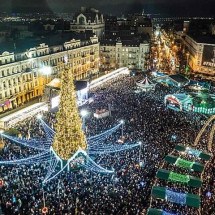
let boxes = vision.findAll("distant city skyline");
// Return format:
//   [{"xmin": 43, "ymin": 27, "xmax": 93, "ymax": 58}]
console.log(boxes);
[{"xmin": 0, "ymin": 0, "xmax": 214, "ymax": 17}]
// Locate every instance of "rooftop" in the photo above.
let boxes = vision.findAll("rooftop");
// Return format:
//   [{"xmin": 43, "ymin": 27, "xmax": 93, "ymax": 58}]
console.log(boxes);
[
  {"xmin": 47, "ymin": 78, "xmax": 88, "ymax": 91},
  {"xmin": 0, "ymin": 32, "xmax": 95, "ymax": 53},
  {"xmin": 169, "ymin": 74, "xmax": 190, "ymax": 83},
  {"xmin": 187, "ymin": 34, "xmax": 215, "ymax": 44}
]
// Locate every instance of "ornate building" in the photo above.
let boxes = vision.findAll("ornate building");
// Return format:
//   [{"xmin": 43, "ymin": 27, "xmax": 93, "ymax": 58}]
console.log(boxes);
[
  {"xmin": 100, "ymin": 39, "xmax": 150, "ymax": 70},
  {"xmin": 70, "ymin": 7, "xmax": 105, "ymax": 38},
  {"xmin": 0, "ymin": 36, "xmax": 99, "ymax": 113},
  {"xmin": 184, "ymin": 34, "xmax": 215, "ymax": 75}
]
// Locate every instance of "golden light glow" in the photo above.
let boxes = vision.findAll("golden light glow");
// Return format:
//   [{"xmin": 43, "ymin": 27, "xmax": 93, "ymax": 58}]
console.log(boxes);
[{"xmin": 52, "ymin": 67, "xmax": 87, "ymax": 160}]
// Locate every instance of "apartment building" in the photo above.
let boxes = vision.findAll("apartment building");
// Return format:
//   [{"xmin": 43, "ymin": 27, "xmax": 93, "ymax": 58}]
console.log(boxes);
[
  {"xmin": 0, "ymin": 35, "xmax": 99, "ymax": 113},
  {"xmin": 100, "ymin": 39, "xmax": 150, "ymax": 70},
  {"xmin": 184, "ymin": 34, "xmax": 215, "ymax": 75}
]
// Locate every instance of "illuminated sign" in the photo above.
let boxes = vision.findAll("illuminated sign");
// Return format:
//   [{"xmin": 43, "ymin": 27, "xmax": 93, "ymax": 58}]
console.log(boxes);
[{"xmin": 202, "ymin": 45, "xmax": 215, "ymax": 68}]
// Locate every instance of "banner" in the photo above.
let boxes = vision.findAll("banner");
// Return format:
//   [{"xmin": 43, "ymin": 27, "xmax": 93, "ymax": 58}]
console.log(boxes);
[{"xmin": 202, "ymin": 45, "xmax": 215, "ymax": 68}]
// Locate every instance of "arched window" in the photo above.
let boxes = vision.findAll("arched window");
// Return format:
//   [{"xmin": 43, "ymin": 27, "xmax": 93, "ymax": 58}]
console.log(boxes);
[{"xmin": 79, "ymin": 16, "xmax": 85, "ymax": 25}]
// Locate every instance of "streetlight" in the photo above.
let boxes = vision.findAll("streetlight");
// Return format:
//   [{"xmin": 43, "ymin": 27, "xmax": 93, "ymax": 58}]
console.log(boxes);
[
  {"xmin": 0, "ymin": 130, "xmax": 4, "ymax": 143},
  {"xmin": 186, "ymin": 53, "xmax": 190, "ymax": 67},
  {"xmin": 138, "ymin": 141, "xmax": 142, "ymax": 165},
  {"xmin": 80, "ymin": 109, "xmax": 88, "ymax": 132},
  {"xmin": 40, "ymin": 66, "xmax": 52, "ymax": 84},
  {"xmin": 80, "ymin": 109, "xmax": 88, "ymax": 118},
  {"xmin": 37, "ymin": 114, "xmax": 43, "ymax": 120},
  {"xmin": 120, "ymin": 120, "xmax": 124, "ymax": 137}
]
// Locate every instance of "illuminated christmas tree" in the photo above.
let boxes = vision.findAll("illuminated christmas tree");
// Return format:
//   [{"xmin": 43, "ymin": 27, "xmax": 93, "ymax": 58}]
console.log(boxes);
[{"xmin": 52, "ymin": 67, "xmax": 87, "ymax": 160}]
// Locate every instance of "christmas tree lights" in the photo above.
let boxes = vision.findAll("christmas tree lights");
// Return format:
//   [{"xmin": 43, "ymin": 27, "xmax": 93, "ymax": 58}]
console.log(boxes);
[{"xmin": 52, "ymin": 67, "xmax": 87, "ymax": 160}]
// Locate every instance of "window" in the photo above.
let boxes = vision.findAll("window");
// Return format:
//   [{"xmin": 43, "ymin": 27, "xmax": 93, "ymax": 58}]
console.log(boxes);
[{"xmin": 79, "ymin": 16, "xmax": 85, "ymax": 25}]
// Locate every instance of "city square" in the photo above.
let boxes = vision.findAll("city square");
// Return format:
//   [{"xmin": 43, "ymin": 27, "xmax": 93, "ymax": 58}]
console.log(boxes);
[
  {"xmin": 0, "ymin": 68, "xmax": 214, "ymax": 214},
  {"xmin": 0, "ymin": 1, "xmax": 215, "ymax": 215}
]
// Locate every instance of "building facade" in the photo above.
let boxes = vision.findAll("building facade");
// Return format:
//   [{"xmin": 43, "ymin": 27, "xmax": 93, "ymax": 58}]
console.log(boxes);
[
  {"xmin": 184, "ymin": 34, "xmax": 215, "ymax": 75},
  {"xmin": 0, "ymin": 36, "xmax": 99, "ymax": 113},
  {"xmin": 70, "ymin": 7, "xmax": 105, "ymax": 38},
  {"xmin": 104, "ymin": 13, "xmax": 152, "ymax": 40},
  {"xmin": 100, "ymin": 39, "xmax": 150, "ymax": 70}
]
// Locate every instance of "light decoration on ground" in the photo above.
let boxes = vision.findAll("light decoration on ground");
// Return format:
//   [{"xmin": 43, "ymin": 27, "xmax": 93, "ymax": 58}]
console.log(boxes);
[
  {"xmin": 162, "ymin": 211, "xmax": 176, "ymax": 215},
  {"xmin": 165, "ymin": 189, "xmax": 186, "ymax": 205},
  {"xmin": 0, "ymin": 67, "xmax": 140, "ymax": 183},
  {"xmin": 168, "ymin": 172, "xmax": 190, "ymax": 183},
  {"xmin": 175, "ymin": 158, "xmax": 194, "ymax": 169},
  {"xmin": 185, "ymin": 147, "xmax": 201, "ymax": 157}
]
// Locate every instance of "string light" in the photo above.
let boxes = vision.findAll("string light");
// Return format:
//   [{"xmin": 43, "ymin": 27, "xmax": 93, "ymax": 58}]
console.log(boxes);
[
  {"xmin": 39, "ymin": 119, "xmax": 55, "ymax": 139},
  {"xmin": 0, "ymin": 152, "xmax": 50, "ymax": 165},
  {"xmin": 1, "ymin": 133, "xmax": 50, "ymax": 151},
  {"xmin": 193, "ymin": 115, "xmax": 215, "ymax": 146},
  {"xmin": 87, "ymin": 123, "xmax": 121, "ymax": 143},
  {"xmin": 89, "ymin": 142, "xmax": 141, "ymax": 155},
  {"xmin": 39, "ymin": 118, "xmax": 121, "ymax": 145}
]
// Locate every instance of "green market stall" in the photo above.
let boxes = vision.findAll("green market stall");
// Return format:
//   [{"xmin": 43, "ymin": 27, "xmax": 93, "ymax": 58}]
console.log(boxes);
[
  {"xmin": 156, "ymin": 169, "xmax": 202, "ymax": 187},
  {"xmin": 175, "ymin": 144, "xmax": 211, "ymax": 160},
  {"xmin": 165, "ymin": 155, "xmax": 204, "ymax": 172},
  {"xmin": 151, "ymin": 186, "xmax": 200, "ymax": 208}
]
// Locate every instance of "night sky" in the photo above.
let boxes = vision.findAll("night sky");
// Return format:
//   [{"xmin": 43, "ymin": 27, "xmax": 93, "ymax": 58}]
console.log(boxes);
[{"xmin": 0, "ymin": 0, "xmax": 214, "ymax": 16}]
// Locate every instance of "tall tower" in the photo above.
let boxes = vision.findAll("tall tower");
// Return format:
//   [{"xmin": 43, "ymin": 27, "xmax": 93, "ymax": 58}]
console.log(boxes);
[{"xmin": 52, "ymin": 67, "xmax": 87, "ymax": 161}]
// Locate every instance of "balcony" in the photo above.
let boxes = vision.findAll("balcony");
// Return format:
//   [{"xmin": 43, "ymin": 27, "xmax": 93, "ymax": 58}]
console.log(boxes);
[
  {"xmin": 26, "ymin": 79, "xmax": 32, "ymax": 82},
  {"xmin": 25, "ymin": 68, "xmax": 32, "ymax": 73}
]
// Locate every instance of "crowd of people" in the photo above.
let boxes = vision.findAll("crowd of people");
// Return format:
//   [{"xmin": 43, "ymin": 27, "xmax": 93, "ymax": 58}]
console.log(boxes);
[{"xmin": 0, "ymin": 73, "xmax": 214, "ymax": 215}]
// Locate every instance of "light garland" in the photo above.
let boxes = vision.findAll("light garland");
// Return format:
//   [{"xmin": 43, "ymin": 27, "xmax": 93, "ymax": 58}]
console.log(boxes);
[
  {"xmin": 89, "ymin": 142, "xmax": 141, "ymax": 155},
  {"xmin": 39, "ymin": 119, "xmax": 56, "ymax": 139},
  {"xmin": 0, "ymin": 152, "xmax": 50, "ymax": 165},
  {"xmin": 83, "ymin": 154, "xmax": 114, "ymax": 174},
  {"xmin": 43, "ymin": 151, "xmax": 60, "ymax": 183},
  {"xmin": 87, "ymin": 123, "xmax": 121, "ymax": 143},
  {"xmin": 1, "ymin": 133, "xmax": 50, "ymax": 151},
  {"xmin": 193, "ymin": 115, "xmax": 215, "ymax": 146},
  {"xmin": 208, "ymin": 124, "xmax": 215, "ymax": 151}
]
